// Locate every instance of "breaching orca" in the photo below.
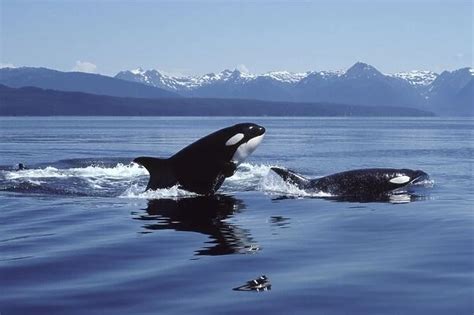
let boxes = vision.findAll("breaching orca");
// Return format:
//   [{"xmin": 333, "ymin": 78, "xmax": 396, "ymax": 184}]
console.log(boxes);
[
  {"xmin": 271, "ymin": 167, "xmax": 429, "ymax": 200},
  {"xmin": 134, "ymin": 123, "xmax": 265, "ymax": 195}
]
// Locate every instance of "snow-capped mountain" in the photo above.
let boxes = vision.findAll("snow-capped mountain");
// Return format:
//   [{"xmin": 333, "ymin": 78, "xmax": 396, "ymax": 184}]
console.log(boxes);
[
  {"xmin": 115, "ymin": 63, "xmax": 438, "ymax": 93},
  {"xmin": 115, "ymin": 68, "xmax": 306, "ymax": 91},
  {"xmin": 259, "ymin": 71, "xmax": 310, "ymax": 83},
  {"xmin": 391, "ymin": 70, "xmax": 438, "ymax": 86},
  {"xmin": 114, "ymin": 62, "xmax": 472, "ymax": 115}
]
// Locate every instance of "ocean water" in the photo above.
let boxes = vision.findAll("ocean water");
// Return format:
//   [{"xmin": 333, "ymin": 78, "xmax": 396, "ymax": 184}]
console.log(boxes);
[{"xmin": 0, "ymin": 117, "xmax": 472, "ymax": 315}]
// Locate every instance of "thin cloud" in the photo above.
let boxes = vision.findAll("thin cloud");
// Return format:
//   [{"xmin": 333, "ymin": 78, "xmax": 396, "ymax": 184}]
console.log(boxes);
[
  {"xmin": 236, "ymin": 64, "xmax": 250, "ymax": 74},
  {"xmin": 72, "ymin": 60, "xmax": 97, "ymax": 73}
]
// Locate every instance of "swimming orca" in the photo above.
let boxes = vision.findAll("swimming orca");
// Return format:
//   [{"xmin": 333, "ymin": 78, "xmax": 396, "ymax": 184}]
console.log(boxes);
[
  {"xmin": 17, "ymin": 163, "xmax": 26, "ymax": 171},
  {"xmin": 134, "ymin": 123, "xmax": 265, "ymax": 195},
  {"xmin": 271, "ymin": 167, "xmax": 429, "ymax": 199}
]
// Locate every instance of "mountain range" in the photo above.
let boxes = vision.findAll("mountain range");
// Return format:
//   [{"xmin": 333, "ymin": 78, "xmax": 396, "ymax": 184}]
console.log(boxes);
[
  {"xmin": 115, "ymin": 62, "xmax": 473, "ymax": 115},
  {"xmin": 0, "ymin": 62, "xmax": 472, "ymax": 116}
]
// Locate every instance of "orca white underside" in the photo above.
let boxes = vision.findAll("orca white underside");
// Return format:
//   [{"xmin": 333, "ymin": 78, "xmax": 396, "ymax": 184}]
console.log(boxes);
[{"xmin": 232, "ymin": 134, "xmax": 265, "ymax": 164}]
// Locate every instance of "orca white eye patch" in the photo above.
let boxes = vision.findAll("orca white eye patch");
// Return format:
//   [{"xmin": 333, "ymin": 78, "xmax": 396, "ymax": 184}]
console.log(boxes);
[
  {"xmin": 226, "ymin": 133, "xmax": 244, "ymax": 146},
  {"xmin": 389, "ymin": 175, "xmax": 410, "ymax": 184}
]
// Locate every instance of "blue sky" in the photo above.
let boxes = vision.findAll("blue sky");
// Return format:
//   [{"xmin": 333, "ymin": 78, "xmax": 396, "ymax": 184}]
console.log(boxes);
[{"xmin": 1, "ymin": 0, "xmax": 472, "ymax": 76}]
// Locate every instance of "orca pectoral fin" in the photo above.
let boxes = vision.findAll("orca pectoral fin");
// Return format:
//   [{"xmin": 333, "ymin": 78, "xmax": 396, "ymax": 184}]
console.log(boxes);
[
  {"xmin": 222, "ymin": 161, "xmax": 237, "ymax": 177},
  {"xmin": 134, "ymin": 156, "xmax": 178, "ymax": 190},
  {"xmin": 271, "ymin": 167, "xmax": 310, "ymax": 189}
]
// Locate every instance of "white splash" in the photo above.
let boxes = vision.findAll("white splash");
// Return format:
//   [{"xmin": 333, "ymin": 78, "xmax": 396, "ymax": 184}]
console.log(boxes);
[
  {"xmin": 259, "ymin": 171, "xmax": 332, "ymax": 198},
  {"xmin": 229, "ymin": 162, "xmax": 273, "ymax": 182},
  {"xmin": 225, "ymin": 163, "xmax": 332, "ymax": 197},
  {"xmin": 3, "ymin": 163, "xmax": 147, "ymax": 180},
  {"xmin": 119, "ymin": 183, "xmax": 197, "ymax": 199},
  {"xmin": 1, "ymin": 162, "xmax": 342, "ymax": 198},
  {"xmin": 410, "ymin": 178, "xmax": 435, "ymax": 187}
]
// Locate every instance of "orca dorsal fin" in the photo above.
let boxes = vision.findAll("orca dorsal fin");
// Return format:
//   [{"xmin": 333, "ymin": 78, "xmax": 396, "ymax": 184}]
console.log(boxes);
[
  {"xmin": 271, "ymin": 167, "xmax": 311, "ymax": 189},
  {"xmin": 134, "ymin": 157, "xmax": 178, "ymax": 190}
]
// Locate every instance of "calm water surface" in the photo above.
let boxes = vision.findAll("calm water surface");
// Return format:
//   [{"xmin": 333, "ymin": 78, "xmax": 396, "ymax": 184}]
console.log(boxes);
[{"xmin": 0, "ymin": 117, "xmax": 472, "ymax": 314}]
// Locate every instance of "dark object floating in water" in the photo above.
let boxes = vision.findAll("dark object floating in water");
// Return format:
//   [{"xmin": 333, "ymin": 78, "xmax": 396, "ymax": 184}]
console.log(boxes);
[
  {"xmin": 134, "ymin": 123, "xmax": 265, "ymax": 195},
  {"xmin": 17, "ymin": 163, "xmax": 26, "ymax": 171},
  {"xmin": 271, "ymin": 167, "xmax": 430, "ymax": 202},
  {"xmin": 233, "ymin": 275, "xmax": 271, "ymax": 292}
]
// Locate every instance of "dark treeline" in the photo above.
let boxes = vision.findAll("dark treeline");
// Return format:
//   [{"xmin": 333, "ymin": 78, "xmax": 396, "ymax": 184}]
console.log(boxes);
[{"xmin": 0, "ymin": 85, "xmax": 434, "ymax": 117}]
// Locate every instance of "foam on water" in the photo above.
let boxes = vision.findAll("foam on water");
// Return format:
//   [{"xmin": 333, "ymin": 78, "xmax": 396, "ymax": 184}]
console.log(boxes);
[
  {"xmin": 412, "ymin": 178, "xmax": 435, "ymax": 187},
  {"xmin": 0, "ymin": 162, "xmax": 148, "ymax": 197},
  {"xmin": 119, "ymin": 183, "xmax": 197, "ymax": 199},
  {"xmin": 222, "ymin": 162, "xmax": 276, "ymax": 191},
  {"xmin": 2, "ymin": 162, "xmax": 285, "ymax": 197},
  {"xmin": 259, "ymin": 170, "xmax": 333, "ymax": 198},
  {"xmin": 229, "ymin": 163, "xmax": 332, "ymax": 197},
  {"xmin": 2, "ymin": 163, "xmax": 147, "ymax": 180},
  {"xmin": 232, "ymin": 162, "xmax": 273, "ymax": 182}
]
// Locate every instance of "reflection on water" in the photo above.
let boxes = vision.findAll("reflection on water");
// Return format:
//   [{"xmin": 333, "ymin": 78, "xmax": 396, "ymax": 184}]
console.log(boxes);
[
  {"xmin": 269, "ymin": 216, "xmax": 291, "ymax": 228},
  {"xmin": 329, "ymin": 192, "xmax": 428, "ymax": 203},
  {"xmin": 133, "ymin": 195, "xmax": 259, "ymax": 256},
  {"xmin": 272, "ymin": 192, "xmax": 429, "ymax": 203}
]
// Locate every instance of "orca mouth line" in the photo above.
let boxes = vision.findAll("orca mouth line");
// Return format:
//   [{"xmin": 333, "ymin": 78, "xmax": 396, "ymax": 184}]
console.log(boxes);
[{"xmin": 410, "ymin": 172, "xmax": 430, "ymax": 185}]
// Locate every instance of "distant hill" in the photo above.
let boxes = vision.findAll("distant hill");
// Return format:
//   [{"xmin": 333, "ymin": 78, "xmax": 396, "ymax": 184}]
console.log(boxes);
[
  {"xmin": 0, "ymin": 67, "xmax": 179, "ymax": 99},
  {"xmin": 116, "ymin": 63, "xmax": 473, "ymax": 116},
  {"xmin": 424, "ymin": 68, "xmax": 473, "ymax": 116},
  {"xmin": 0, "ymin": 85, "xmax": 434, "ymax": 117}
]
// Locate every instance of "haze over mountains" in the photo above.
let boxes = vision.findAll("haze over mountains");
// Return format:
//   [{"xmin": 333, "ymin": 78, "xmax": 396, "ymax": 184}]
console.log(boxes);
[{"xmin": 0, "ymin": 62, "xmax": 472, "ymax": 116}]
